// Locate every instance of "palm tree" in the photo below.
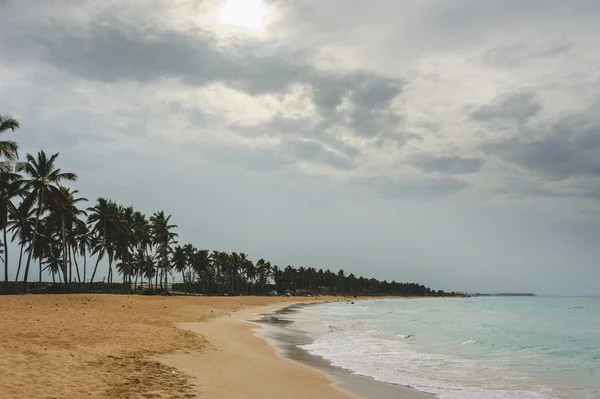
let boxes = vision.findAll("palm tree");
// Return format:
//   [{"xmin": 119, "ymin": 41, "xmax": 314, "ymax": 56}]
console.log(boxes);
[
  {"xmin": 191, "ymin": 249, "xmax": 211, "ymax": 294},
  {"xmin": 88, "ymin": 234, "xmax": 106, "ymax": 289},
  {"xmin": 150, "ymin": 211, "xmax": 178, "ymax": 290},
  {"xmin": 112, "ymin": 205, "xmax": 136, "ymax": 292},
  {"xmin": 244, "ymin": 256, "xmax": 256, "ymax": 294},
  {"xmin": 8, "ymin": 201, "xmax": 34, "ymax": 283},
  {"xmin": 30, "ymin": 221, "xmax": 53, "ymax": 283},
  {"xmin": 16, "ymin": 151, "xmax": 77, "ymax": 291},
  {"xmin": 74, "ymin": 222, "xmax": 92, "ymax": 283},
  {"xmin": 0, "ymin": 114, "xmax": 19, "ymax": 162},
  {"xmin": 172, "ymin": 245, "xmax": 187, "ymax": 291},
  {"xmin": 0, "ymin": 168, "xmax": 22, "ymax": 293},
  {"xmin": 87, "ymin": 198, "xmax": 119, "ymax": 287},
  {"xmin": 46, "ymin": 186, "xmax": 87, "ymax": 285}
]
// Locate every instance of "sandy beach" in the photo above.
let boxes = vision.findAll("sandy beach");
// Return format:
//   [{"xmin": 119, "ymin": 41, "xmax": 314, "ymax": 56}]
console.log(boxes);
[
  {"xmin": 0, "ymin": 294, "xmax": 362, "ymax": 399},
  {"xmin": 0, "ymin": 294, "xmax": 433, "ymax": 399}
]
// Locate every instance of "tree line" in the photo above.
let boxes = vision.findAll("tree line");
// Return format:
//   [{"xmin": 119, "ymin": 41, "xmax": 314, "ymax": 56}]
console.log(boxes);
[{"xmin": 0, "ymin": 114, "xmax": 452, "ymax": 297}]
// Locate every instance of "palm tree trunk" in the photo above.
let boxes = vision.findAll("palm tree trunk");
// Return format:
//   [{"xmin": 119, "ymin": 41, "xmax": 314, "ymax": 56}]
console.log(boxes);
[
  {"xmin": 83, "ymin": 250, "xmax": 87, "ymax": 283},
  {"xmin": 52, "ymin": 272, "xmax": 56, "ymax": 283},
  {"xmin": 14, "ymin": 241, "xmax": 23, "ymax": 282},
  {"xmin": 38, "ymin": 258, "xmax": 42, "ymax": 283},
  {"xmin": 88, "ymin": 253, "xmax": 102, "ymax": 291},
  {"xmin": 108, "ymin": 258, "xmax": 113, "ymax": 284},
  {"xmin": 71, "ymin": 246, "xmax": 81, "ymax": 285},
  {"xmin": 3, "ymin": 226, "xmax": 8, "ymax": 294},
  {"xmin": 126, "ymin": 251, "xmax": 131, "ymax": 294},
  {"xmin": 22, "ymin": 197, "xmax": 43, "ymax": 291},
  {"xmin": 60, "ymin": 215, "xmax": 69, "ymax": 285}
]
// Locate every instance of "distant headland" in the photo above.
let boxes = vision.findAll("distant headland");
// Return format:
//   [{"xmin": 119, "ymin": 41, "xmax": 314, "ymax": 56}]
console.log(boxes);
[{"xmin": 471, "ymin": 293, "xmax": 536, "ymax": 297}]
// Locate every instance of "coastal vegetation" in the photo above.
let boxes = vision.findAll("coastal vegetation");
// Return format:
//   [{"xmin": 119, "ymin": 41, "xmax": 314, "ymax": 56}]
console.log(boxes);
[{"xmin": 0, "ymin": 114, "xmax": 450, "ymax": 297}]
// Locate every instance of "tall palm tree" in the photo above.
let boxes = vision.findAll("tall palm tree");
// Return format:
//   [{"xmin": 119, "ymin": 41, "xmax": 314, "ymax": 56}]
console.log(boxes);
[
  {"xmin": 88, "ymin": 234, "xmax": 106, "ymax": 289},
  {"xmin": 74, "ymin": 222, "xmax": 92, "ymax": 283},
  {"xmin": 46, "ymin": 186, "xmax": 87, "ymax": 285},
  {"xmin": 8, "ymin": 201, "xmax": 35, "ymax": 283},
  {"xmin": 172, "ymin": 245, "xmax": 187, "ymax": 290},
  {"xmin": 87, "ymin": 198, "xmax": 119, "ymax": 286},
  {"xmin": 0, "ymin": 168, "xmax": 22, "ymax": 293},
  {"xmin": 30, "ymin": 221, "xmax": 53, "ymax": 283},
  {"xmin": 191, "ymin": 249, "xmax": 211, "ymax": 294},
  {"xmin": 150, "ymin": 211, "xmax": 178, "ymax": 290},
  {"xmin": 16, "ymin": 151, "xmax": 77, "ymax": 291},
  {"xmin": 0, "ymin": 114, "xmax": 19, "ymax": 162}
]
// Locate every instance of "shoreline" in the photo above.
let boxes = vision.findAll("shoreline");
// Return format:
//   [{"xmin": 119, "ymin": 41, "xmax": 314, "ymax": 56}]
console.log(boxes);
[
  {"xmin": 160, "ymin": 298, "xmax": 436, "ymax": 399},
  {"xmin": 159, "ymin": 301, "xmax": 359, "ymax": 398},
  {"xmin": 251, "ymin": 302, "xmax": 437, "ymax": 399}
]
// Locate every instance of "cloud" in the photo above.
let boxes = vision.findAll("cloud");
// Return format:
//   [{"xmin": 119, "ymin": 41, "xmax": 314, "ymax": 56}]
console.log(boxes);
[
  {"xmin": 198, "ymin": 137, "xmax": 356, "ymax": 172},
  {"xmin": 492, "ymin": 177, "xmax": 567, "ymax": 199},
  {"xmin": 470, "ymin": 92, "xmax": 542, "ymax": 123},
  {"xmin": 284, "ymin": 138, "xmax": 357, "ymax": 170},
  {"xmin": 410, "ymin": 154, "xmax": 485, "ymax": 175},
  {"xmin": 481, "ymin": 42, "xmax": 573, "ymax": 67},
  {"xmin": 353, "ymin": 175, "xmax": 469, "ymax": 198},
  {"xmin": 481, "ymin": 113, "xmax": 600, "ymax": 181},
  {"xmin": 1, "ymin": 16, "xmax": 411, "ymax": 154}
]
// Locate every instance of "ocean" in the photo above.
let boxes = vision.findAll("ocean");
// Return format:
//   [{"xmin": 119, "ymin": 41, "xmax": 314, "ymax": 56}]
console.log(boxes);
[{"xmin": 273, "ymin": 297, "xmax": 600, "ymax": 399}]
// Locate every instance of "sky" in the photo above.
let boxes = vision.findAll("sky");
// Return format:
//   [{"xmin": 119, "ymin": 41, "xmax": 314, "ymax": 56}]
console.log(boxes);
[{"xmin": 1, "ymin": 0, "xmax": 600, "ymax": 295}]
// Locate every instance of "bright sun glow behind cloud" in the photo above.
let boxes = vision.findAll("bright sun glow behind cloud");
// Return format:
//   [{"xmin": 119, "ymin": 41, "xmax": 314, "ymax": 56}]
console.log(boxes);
[{"xmin": 220, "ymin": 0, "xmax": 267, "ymax": 30}]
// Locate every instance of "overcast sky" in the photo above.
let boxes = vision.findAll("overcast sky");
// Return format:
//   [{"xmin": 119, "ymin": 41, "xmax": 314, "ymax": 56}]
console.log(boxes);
[{"xmin": 1, "ymin": 0, "xmax": 600, "ymax": 295}]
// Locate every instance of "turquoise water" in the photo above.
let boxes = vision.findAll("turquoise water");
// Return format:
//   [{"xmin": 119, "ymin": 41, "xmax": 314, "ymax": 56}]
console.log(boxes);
[{"xmin": 297, "ymin": 297, "xmax": 600, "ymax": 398}]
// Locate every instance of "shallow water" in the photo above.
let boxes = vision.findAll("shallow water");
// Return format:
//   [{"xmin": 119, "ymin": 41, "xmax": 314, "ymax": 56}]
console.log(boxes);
[{"xmin": 292, "ymin": 297, "xmax": 600, "ymax": 399}]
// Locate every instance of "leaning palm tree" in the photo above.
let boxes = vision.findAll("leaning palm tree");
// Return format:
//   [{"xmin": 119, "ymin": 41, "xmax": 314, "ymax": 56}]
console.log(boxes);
[
  {"xmin": 0, "ymin": 114, "xmax": 19, "ymax": 162},
  {"xmin": 16, "ymin": 151, "xmax": 77, "ymax": 291}
]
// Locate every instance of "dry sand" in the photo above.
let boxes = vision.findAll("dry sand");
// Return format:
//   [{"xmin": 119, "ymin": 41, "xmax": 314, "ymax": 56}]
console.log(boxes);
[{"xmin": 0, "ymin": 294, "xmax": 346, "ymax": 399}]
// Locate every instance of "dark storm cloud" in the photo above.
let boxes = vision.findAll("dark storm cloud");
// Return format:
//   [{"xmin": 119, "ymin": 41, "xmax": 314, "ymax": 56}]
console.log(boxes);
[
  {"xmin": 352, "ymin": 175, "xmax": 469, "ymax": 198},
  {"xmin": 410, "ymin": 154, "xmax": 485, "ymax": 175},
  {"xmin": 481, "ymin": 113, "xmax": 600, "ymax": 181},
  {"xmin": 470, "ymin": 92, "xmax": 542, "ymax": 122}
]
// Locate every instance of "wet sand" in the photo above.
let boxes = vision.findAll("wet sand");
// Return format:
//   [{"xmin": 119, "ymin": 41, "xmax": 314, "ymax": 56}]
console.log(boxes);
[{"xmin": 253, "ymin": 303, "xmax": 437, "ymax": 399}]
